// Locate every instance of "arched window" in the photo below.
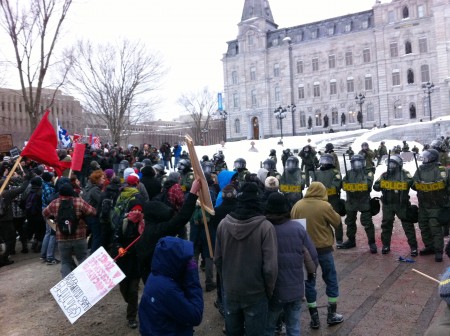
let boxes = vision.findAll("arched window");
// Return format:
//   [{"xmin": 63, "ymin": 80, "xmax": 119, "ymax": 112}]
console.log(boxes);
[
  {"xmin": 234, "ymin": 119, "xmax": 241, "ymax": 134},
  {"xmin": 407, "ymin": 69, "xmax": 414, "ymax": 84},
  {"xmin": 402, "ymin": 6, "xmax": 409, "ymax": 19},
  {"xmin": 405, "ymin": 40, "xmax": 412, "ymax": 54},
  {"xmin": 409, "ymin": 103, "xmax": 416, "ymax": 119}
]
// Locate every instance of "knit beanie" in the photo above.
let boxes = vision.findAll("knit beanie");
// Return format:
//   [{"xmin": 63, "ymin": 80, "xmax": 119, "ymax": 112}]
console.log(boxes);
[
  {"xmin": 237, "ymin": 182, "xmax": 259, "ymax": 203},
  {"xmin": 265, "ymin": 192, "xmax": 289, "ymax": 214},
  {"xmin": 222, "ymin": 184, "xmax": 237, "ymax": 199},
  {"xmin": 124, "ymin": 167, "xmax": 135, "ymax": 180},
  {"xmin": 439, "ymin": 267, "xmax": 450, "ymax": 306},
  {"xmin": 265, "ymin": 176, "xmax": 279, "ymax": 191},
  {"xmin": 141, "ymin": 165, "xmax": 156, "ymax": 177},
  {"xmin": 42, "ymin": 172, "xmax": 54, "ymax": 182},
  {"xmin": 104, "ymin": 169, "xmax": 114, "ymax": 179},
  {"xmin": 59, "ymin": 184, "xmax": 75, "ymax": 197}
]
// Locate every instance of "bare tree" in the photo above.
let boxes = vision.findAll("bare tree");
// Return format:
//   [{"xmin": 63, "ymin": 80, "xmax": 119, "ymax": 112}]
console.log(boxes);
[
  {"xmin": 0, "ymin": 0, "xmax": 73, "ymax": 129},
  {"xmin": 64, "ymin": 39, "xmax": 165, "ymax": 145},
  {"xmin": 177, "ymin": 87, "xmax": 217, "ymax": 145}
]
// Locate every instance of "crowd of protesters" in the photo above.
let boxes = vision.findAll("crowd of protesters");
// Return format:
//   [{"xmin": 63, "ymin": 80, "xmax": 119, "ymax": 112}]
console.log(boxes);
[{"xmin": 1, "ymin": 137, "xmax": 450, "ymax": 336}]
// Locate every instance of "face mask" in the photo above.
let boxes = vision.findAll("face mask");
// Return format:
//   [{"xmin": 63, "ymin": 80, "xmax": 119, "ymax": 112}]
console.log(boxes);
[{"xmin": 388, "ymin": 162, "xmax": 398, "ymax": 171}]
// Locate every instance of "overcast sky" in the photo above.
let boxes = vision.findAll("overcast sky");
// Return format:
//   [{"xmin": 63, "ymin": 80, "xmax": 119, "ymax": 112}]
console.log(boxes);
[{"xmin": 6, "ymin": 0, "xmax": 386, "ymax": 121}]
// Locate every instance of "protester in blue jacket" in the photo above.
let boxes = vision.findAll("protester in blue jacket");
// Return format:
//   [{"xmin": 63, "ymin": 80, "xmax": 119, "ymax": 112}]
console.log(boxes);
[
  {"xmin": 214, "ymin": 170, "xmax": 238, "ymax": 207},
  {"xmin": 139, "ymin": 236, "xmax": 203, "ymax": 336}
]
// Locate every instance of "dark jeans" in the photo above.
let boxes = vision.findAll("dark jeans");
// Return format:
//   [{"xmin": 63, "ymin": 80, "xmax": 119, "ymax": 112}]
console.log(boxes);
[
  {"xmin": 224, "ymin": 296, "xmax": 269, "ymax": 336},
  {"xmin": 266, "ymin": 298, "xmax": 302, "ymax": 336},
  {"xmin": 13, "ymin": 217, "xmax": 27, "ymax": 250},
  {"xmin": 305, "ymin": 251, "xmax": 339, "ymax": 303},
  {"xmin": 119, "ymin": 277, "xmax": 140, "ymax": 320},
  {"xmin": 86, "ymin": 216, "xmax": 102, "ymax": 254}
]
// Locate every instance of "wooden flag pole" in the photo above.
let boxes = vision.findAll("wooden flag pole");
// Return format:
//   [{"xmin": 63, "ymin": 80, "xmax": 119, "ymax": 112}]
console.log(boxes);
[
  {"xmin": 0, "ymin": 156, "xmax": 23, "ymax": 194},
  {"xmin": 412, "ymin": 268, "xmax": 440, "ymax": 284}
]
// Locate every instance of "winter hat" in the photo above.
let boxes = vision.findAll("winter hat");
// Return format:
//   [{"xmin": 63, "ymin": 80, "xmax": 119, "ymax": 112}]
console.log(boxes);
[
  {"xmin": 141, "ymin": 165, "xmax": 156, "ymax": 177},
  {"xmin": 90, "ymin": 160, "xmax": 100, "ymax": 170},
  {"xmin": 30, "ymin": 176, "xmax": 42, "ymax": 187},
  {"xmin": 123, "ymin": 167, "xmax": 135, "ymax": 180},
  {"xmin": 439, "ymin": 267, "xmax": 450, "ymax": 306},
  {"xmin": 59, "ymin": 184, "xmax": 76, "ymax": 197},
  {"xmin": 104, "ymin": 169, "xmax": 114, "ymax": 179},
  {"xmin": 3, "ymin": 156, "xmax": 10, "ymax": 162},
  {"xmin": 42, "ymin": 172, "xmax": 54, "ymax": 182},
  {"xmin": 265, "ymin": 176, "xmax": 279, "ymax": 191},
  {"xmin": 265, "ymin": 192, "xmax": 289, "ymax": 214},
  {"xmin": 126, "ymin": 173, "xmax": 140, "ymax": 186},
  {"xmin": 127, "ymin": 198, "xmax": 143, "ymax": 212},
  {"xmin": 222, "ymin": 184, "xmax": 237, "ymax": 199},
  {"xmin": 110, "ymin": 176, "xmax": 121, "ymax": 186},
  {"xmin": 168, "ymin": 172, "xmax": 181, "ymax": 182},
  {"xmin": 237, "ymin": 182, "xmax": 259, "ymax": 203}
]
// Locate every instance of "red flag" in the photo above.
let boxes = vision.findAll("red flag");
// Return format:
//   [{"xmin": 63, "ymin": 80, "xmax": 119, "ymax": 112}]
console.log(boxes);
[
  {"xmin": 71, "ymin": 143, "xmax": 86, "ymax": 171},
  {"xmin": 73, "ymin": 133, "xmax": 82, "ymax": 144},
  {"xmin": 21, "ymin": 110, "xmax": 72, "ymax": 176}
]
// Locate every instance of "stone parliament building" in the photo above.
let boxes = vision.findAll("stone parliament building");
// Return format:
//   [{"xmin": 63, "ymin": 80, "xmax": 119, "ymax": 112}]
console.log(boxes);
[{"xmin": 222, "ymin": 0, "xmax": 450, "ymax": 141}]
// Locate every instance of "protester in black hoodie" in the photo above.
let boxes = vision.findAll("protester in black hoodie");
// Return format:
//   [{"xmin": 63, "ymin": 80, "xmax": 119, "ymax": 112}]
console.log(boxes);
[
  {"xmin": 136, "ymin": 178, "xmax": 201, "ymax": 284},
  {"xmin": 139, "ymin": 165, "xmax": 161, "ymax": 200}
]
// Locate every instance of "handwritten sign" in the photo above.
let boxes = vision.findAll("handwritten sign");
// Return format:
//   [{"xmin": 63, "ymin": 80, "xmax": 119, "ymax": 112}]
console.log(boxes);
[{"xmin": 50, "ymin": 247, "xmax": 125, "ymax": 324}]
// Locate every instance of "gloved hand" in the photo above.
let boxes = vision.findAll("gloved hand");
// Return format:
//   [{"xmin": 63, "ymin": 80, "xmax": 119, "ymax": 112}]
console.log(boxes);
[
  {"xmin": 118, "ymin": 247, "xmax": 126, "ymax": 257},
  {"xmin": 307, "ymin": 273, "xmax": 316, "ymax": 281}
]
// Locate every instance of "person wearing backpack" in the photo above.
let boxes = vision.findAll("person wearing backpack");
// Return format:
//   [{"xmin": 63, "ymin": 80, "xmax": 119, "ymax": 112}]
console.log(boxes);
[
  {"xmin": 99, "ymin": 176, "xmax": 121, "ymax": 250},
  {"xmin": 43, "ymin": 184, "xmax": 96, "ymax": 278},
  {"xmin": 83, "ymin": 170, "xmax": 106, "ymax": 253},
  {"xmin": 0, "ymin": 171, "xmax": 30, "ymax": 267},
  {"xmin": 40, "ymin": 172, "xmax": 58, "ymax": 263},
  {"xmin": 113, "ymin": 198, "xmax": 145, "ymax": 329},
  {"xmin": 23, "ymin": 176, "xmax": 46, "ymax": 254}
]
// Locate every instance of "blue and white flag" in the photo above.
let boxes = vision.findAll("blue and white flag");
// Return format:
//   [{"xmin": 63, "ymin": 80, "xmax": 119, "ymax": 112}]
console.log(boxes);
[{"xmin": 58, "ymin": 122, "xmax": 72, "ymax": 148}]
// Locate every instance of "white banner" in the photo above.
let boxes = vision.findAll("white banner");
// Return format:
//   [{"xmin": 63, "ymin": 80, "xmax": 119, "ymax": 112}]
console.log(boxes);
[{"xmin": 50, "ymin": 246, "xmax": 126, "ymax": 324}]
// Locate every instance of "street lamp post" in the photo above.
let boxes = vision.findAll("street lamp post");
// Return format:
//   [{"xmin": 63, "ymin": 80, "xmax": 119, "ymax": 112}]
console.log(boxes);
[
  {"xmin": 288, "ymin": 104, "xmax": 296, "ymax": 136},
  {"xmin": 274, "ymin": 106, "xmax": 287, "ymax": 145},
  {"xmin": 422, "ymin": 81, "xmax": 434, "ymax": 121},
  {"xmin": 355, "ymin": 93, "xmax": 365, "ymax": 129}
]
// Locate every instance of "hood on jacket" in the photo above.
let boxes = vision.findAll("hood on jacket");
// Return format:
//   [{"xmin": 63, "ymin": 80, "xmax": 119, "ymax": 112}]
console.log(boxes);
[
  {"xmin": 223, "ymin": 214, "xmax": 267, "ymax": 241},
  {"xmin": 218, "ymin": 170, "xmax": 238, "ymax": 190},
  {"xmin": 144, "ymin": 200, "xmax": 174, "ymax": 222},
  {"xmin": 119, "ymin": 186, "xmax": 140, "ymax": 202},
  {"xmin": 151, "ymin": 236, "xmax": 194, "ymax": 279},
  {"xmin": 304, "ymin": 181, "xmax": 328, "ymax": 201},
  {"xmin": 257, "ymin": 168, "xmax": 269, "ymax": 184}
]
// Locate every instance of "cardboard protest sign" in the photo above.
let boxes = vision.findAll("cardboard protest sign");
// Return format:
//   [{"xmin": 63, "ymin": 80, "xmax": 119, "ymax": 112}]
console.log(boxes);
[
  {"xmin": 185, "ymin": 134, "xmax": 214, "ymax": 215},
  {"xmin": 50, "ymin": 247, "xmax": 125, "ymax": 324}
]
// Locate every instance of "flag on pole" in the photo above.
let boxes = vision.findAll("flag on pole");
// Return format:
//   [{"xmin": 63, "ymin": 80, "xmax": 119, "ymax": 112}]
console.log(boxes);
[
  {"xmin": 21, "ymin": 110, "xmax": 72, "ymax": 176},
  {"xmin": 57, "ymin": 122, "xmax": 71, "ymax": 148}
]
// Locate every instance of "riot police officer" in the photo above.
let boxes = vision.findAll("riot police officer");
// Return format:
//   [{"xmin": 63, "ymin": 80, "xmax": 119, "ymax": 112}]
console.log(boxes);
[
  {"xmin": 358, "ymin": 142, "xmax": 375, "ymax": 171},
  {"xmin": 177, "ymin": 159, "xmax": 194, "ymax": 193},
  {"xmin": 431, "ymin": 139, "xmax": 450, "ymax": 167},
  {"xmin": 313, "ymin": 153, "xmax": 344, "ymax": 244},
  {"xmin": 153, "ymin": 163, "xmax": 168, "ymax": 186},
  {"xmin": 279, "ymin": 156, "xmax": 305, "ymax": 209},
  {"xmin": 412, "ymin": 149, "xmax": 450, "ymax": 262},
  {"xmin": 269, "ymin": 149, "xmax": 278, "ymax": 166},
  {"xmin": 299, "ymin": 145, "xmax": 319, "ymax": 187},
  {"xmin": 338, "ymin": 154, "xmax": 377, "ymax": 253},
  {"xmin": 324, "ymin": 143, "xmax": 340, "ymax": 173},
  {"xmin": 373, "ymin": 155, "xmax": 418, "ymax": 256},
  {"xmin": 377, "ymin": 141, "xmax": 388, "ymax": 166},
  {"xmin": 263, "ymin": 158, "xmax": 281, "ymax": 180},
  {"xmin": 233, "ymin": 158, "xmax": 249, "ymax": 189},
  {"xmin": 212, "ymin": 152, "xmax": 228, "ymax": 173}
]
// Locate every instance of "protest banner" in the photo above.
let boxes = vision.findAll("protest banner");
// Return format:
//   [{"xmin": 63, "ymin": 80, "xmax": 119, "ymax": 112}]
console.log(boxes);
[
  {"xmin": 50, "ymin": 247, "xmax": 125, "ymax": 324},
  {"xmin": 71, "ymin": 143, "xmax": 86, "ymax": 172}
]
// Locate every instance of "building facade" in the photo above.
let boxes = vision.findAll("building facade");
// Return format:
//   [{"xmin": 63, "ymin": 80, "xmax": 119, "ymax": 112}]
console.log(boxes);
[
  {"xmin": 222, "ymin": 0, "xmax": 450, "ymax": 141},
  {"xmin": 0, "ymin": 88, "xmax": 82, "ymax": 147}
]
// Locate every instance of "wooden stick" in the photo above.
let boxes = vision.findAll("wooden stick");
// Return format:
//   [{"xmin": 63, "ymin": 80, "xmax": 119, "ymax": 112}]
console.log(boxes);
[
  {"xmin": 0, "ymin": 156, "xmax": 23, "ymax": 194},
  {"xmin": 199, "ymin": 190, "xmax": 214, "ymax": 259},
  {"xmin": 412, "ymin": 268, "xmax": 440, "ymax": 284},
  {"xmin": 113, "ymin": 235, "xmax": 141, "ymax": 261}
]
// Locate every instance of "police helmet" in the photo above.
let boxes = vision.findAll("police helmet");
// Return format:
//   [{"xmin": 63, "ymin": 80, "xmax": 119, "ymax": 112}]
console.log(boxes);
[
  {"xmin": 361, "ymin": 142, "xmax": 369, "ymax": 150},
  {"xmin": 202, "ymin": 161, "xmax": 214, "ymax": 174},
  {"xmin": 153, "ymin": 163, "xmax": 165, "ymax": 173},
  {"xmin": 263, "ymin": 158, "xmax": 276, "ymax": 171},
  {"xmin": 177, "ymin": 159, "xmax": 192, "ymax": 172},
  {"xmin": 350, "ymin": 154, "xmax": 366, "ymax": 170},
  {"xmin": 325, "ymin": 143, "xmax": 334, "ymax": 152},
  {"xmin": 213, "ymin": 153, "xmax": 219, "ymax": 162},
  {"xmin": 202, "ymin": 155, "xmax": 209, "ymax": 162},
  {"xmin": 431, "ymin": 139, "xmax": 446, "ymax": 152},
  {"xmin": 388, "ymin": 155, "xmax": 403, "ymax": 172},
  {"xmin": 233, "ymin": 158, "xmax": 246, "ymax": 170},
  {"xmin": 270, "ymin": 149, "xmax": 276, "ymax": 156},
  {"xmin": 319, "ymin": 154, "xmax": 335, "ymax": 167},
  {"xmin": 133, "ymin": 161, "xmax": 144, "ymax": 171},
  {"xmin": 285, "ymin": 156, "xmax": 299, "ymax": 172},
  {"xmin": 422, "ymin": 149, "xmax": 439, "ymax": 164}
]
